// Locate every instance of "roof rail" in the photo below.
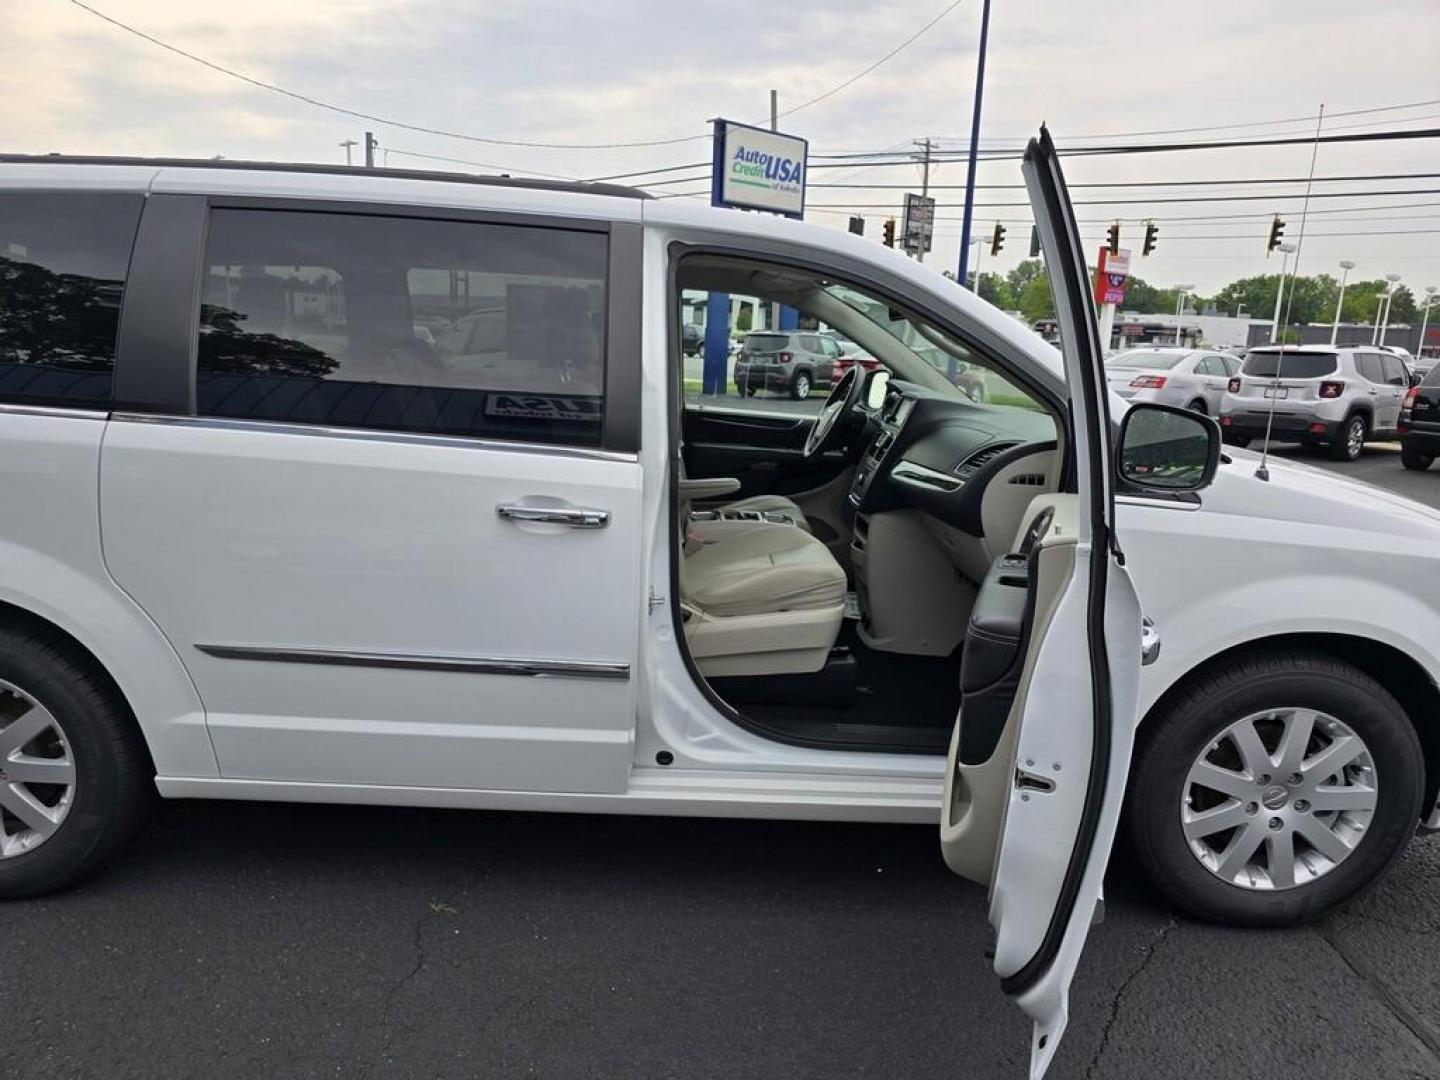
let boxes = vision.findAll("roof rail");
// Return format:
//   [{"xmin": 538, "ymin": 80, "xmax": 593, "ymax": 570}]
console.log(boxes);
[{"xmin": 0, "ymin": 153, "xmax": 649, "ymax": 200}]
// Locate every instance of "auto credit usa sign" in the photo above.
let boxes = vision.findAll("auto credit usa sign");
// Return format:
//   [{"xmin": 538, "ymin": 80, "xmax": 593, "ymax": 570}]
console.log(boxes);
[{"xmin": 711, "ymin": 119, "xmax": 808, "ymax": 219}]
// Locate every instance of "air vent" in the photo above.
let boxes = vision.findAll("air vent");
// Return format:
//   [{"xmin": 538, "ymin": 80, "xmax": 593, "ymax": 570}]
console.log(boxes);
[
  {"xmin": 954, "ymin": 442, "xmax": 1019, "ymax": 481},
  {"xmin": 1008, "ymin": 473, "xmax": 1047, "ymax": 487}
]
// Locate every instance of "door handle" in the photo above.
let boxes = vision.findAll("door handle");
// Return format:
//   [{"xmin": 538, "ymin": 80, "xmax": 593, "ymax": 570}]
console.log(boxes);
[{"xmin": 497, "ymin": 504, "xmax": 610, "ymax": 529}]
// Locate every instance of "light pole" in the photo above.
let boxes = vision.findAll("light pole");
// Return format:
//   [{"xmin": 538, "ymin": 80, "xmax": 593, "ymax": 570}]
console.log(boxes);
[
  {"xmin": 1378, "ymin": 273, "xmax": 1403, "ymax": 346},
  {"xmin": 1269, "ymin": 243, "xmax": 1296, "ymax": 344},
  {"xmin": 339, "ymin": 139, "xmax": 357, "ymax": 166},
  {"xmin": 956, "ymin": 0, "xmax": 993, "ymax": 290},
  {"xmin": 1418, "ymin": 286, "xmax": 1438, "ymax": 366},
  {"xmin": 1372, "ymin": 293, "xmax": 1388, "ymax": 344},
  {"xmin": 1174, "ymin": 285, "xmax": 1194, "ymax": 345},
  {"xmin": 1330, "ymin": 259, "xmax": 1355, "ymax": 346}
]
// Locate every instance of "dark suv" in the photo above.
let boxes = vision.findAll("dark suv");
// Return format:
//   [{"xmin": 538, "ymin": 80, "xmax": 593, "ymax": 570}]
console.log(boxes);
[
  {"xmin": 734, "ymin": 331, "xmax": 838, "ymax": 400},
  {"xmin": 1400, "ymin": 362, "xmax": 1440, "ymax": 470}
]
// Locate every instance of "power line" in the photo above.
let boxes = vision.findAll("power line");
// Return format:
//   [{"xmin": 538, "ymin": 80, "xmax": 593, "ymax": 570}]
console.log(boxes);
[
  {"xmin": 770, "ymin": 0, "xmax": 966, "ymax": 123},
  {"xmin": 805, "ymin": 187, "xmax": 1440, "ymax": 210},
  {"xmin": 380, "ymin": 147, "xmax": 577, "ymax": 181},
  {"xmin": 808, "ymin": 172, "xmax": 1440, "ymax": 191},
  {"xmin": 68, "ymin": 0, "xmax": 963, "ymax": 151}
]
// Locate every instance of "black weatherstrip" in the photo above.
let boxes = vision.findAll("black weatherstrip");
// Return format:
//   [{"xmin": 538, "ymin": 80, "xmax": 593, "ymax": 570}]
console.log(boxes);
[
  {"xmin": 113, "ymin": 193, "xmax": 208, "ymax": 415},
  {"xmin": 1000, "ymin": 128, "xmax": 1117, "ymax": 998},
  {"xmin": 603, "ymin": 223, "xmax": 643, "ymax": 454}
]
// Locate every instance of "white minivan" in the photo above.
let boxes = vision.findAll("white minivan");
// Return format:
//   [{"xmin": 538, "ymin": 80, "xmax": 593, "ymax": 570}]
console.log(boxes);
[{"xmin": 1, "ymin": 132, "xmax": 1438, "ymax": 1075}]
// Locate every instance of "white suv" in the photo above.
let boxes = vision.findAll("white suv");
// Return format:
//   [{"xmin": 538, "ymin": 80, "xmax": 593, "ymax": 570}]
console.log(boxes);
[
  {"xmin": 1, "ymin": 135, "xmax": 1439, "ymax": 1074},
  {"xmin": 1220, "ymin": 344, "xmax": 1412, "ymax": 460}
]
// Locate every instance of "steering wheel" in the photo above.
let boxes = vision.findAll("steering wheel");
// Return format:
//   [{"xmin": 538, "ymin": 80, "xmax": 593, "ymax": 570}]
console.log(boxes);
[{"xmin": 803, "ymin": 366, "xmax": 863, "ymax": 459}]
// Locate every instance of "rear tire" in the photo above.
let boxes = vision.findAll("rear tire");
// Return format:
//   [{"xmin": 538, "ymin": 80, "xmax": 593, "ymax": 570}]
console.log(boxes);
[
  {"xmin": 1127, "ymin": 650, "xmax": 1422, "ymax": 927},
  {"xmin": 1222, "ymin": 431, "xmax": 1251, "ymax": 448},
  {"xmin": 1329, "ymin": 413, "xmax": 1367, "ymax": 461},
  {"xmin": 1187, "ymin": 398, "xmax": 1209, "ymax": 417},
  {"xmin": 1401, "ymin": 444, "xmax": 1434, "ymax": 471},
  {"xmin": 0, "ymin": 626, "xmax": 150, "ymax": 899},
  {"xmin": 790, "ymin": 372, "xmax": 812, "ymax": 401}
]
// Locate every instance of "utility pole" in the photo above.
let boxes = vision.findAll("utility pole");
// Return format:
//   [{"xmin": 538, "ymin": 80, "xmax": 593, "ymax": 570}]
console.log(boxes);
[
  {"xmin": 914, "ymin": 138, "xmax": 934, "ymax": 264},
  {"xmin": 956, "ymin": 0, "xmax": 992, "ymax": 290},
  {"xmin": 339, "ymin": 139, "xmax": 357, "ymax": 167},
  {"xmin": 363, "ymin": 131, "xmax": 377, "ymax": 169},
  {"xmin": 1269, "ymin": 243, "xmax": 1296, "ymax": 343},
  {"xmin": 1330, "ymin": 259, "xmax": 1355, "ymax": 345},
  {"xmin": 770, "ymin": 89, "xmax": 778, "ymax": 132}
]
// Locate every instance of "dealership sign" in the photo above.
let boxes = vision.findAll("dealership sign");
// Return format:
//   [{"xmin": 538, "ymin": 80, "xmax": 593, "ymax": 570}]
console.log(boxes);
[
  {"xmin": 1095, "ymin": 247, "xmax": 1131, "ymax": 306},
  {"xmin": 711, "ymin": 119, "xmax": 808, "ymax": 218}
]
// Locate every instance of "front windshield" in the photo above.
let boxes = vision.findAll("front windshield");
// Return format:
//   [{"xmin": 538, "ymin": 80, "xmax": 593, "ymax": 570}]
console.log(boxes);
[
  {"xmin": 822, "ymin": 282, "xmax": 1043, "ymax": 411},
  {"xmin": 1107, "ymin": 351, "xmax": 1183, "ymax": 371}
]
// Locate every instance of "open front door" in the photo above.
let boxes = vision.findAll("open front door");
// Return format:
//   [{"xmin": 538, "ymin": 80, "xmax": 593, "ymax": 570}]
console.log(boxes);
[{"xmin": 939, "ymin": 127, "xmax": 1143, "ymax": 1078}]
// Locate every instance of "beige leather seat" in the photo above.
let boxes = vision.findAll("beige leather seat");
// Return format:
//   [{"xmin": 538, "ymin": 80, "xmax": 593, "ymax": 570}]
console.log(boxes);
[
  {"xmin": 721, "ymin": 493, "xmax": 808, "ymax": 525},
  {"xmin": 682, "ymin": 524, "xmax": 846, "ymax": 678}
]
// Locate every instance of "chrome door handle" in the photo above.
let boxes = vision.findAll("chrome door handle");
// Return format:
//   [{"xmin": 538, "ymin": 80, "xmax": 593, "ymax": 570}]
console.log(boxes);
[{"xmin": 497, "ymin": 504, "xmax": 610, "ymax": 529}]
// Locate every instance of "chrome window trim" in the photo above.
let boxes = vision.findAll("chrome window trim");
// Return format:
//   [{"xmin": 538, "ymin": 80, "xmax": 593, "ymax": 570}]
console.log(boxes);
[
  {"xmin": 110, "ymin": 412, "xmax": 639, "ymax": 464},
  {"xmin": 0, "ymin": 402, "xmax": 110, "ymax": 421},
  {"xmin": 194, "ymin": 644, "xmax": 630, "ymax": 681},
  {"xmin": 1116, "ymin": 493, "xmax": 1201, "ymax": 512}
]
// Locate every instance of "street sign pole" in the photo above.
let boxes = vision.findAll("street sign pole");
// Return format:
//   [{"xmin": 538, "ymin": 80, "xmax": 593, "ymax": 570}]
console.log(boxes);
[{"xmin": 956, "ymin": 0, "xmax": 992, "ymax": 290}]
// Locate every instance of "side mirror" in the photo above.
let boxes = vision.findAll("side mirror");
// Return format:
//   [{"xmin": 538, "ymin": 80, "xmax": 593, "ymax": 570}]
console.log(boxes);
[
  {"xmin": 866, "ymin": 369, "xmax": 891, "ymax": 410},
  {"xmin": 1117, "ymin": 403, "xmax": 1221, "ymax": 493}
]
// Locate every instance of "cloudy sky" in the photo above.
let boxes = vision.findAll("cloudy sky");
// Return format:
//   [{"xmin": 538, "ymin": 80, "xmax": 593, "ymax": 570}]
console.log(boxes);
[{"xmin": 5, "ymin": 0, "xmax": 1438, "ymax": 297}]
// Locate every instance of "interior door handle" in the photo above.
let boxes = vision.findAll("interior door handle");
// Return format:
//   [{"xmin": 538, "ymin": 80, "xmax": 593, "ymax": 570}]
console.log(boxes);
[{"xmin": 497, "ymin": 504, "xmax": 610, "ymax": 529}]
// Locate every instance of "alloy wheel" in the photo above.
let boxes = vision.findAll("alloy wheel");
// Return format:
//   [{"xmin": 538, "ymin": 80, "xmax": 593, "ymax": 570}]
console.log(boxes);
[
  {"xmin": 1345, "ymin": 417, "xmax": 1365, "ymax": 459},
  {"xmin": 793, "ymin": 373, "xmax": 811, "ymax": 400},
  {"xmin": 1181, "ymin": 707, "xmax": 1377, "ymax": 890},
  {"xmin": 0, "ymin": 678, "xmax": 76, "ymax": 858}
]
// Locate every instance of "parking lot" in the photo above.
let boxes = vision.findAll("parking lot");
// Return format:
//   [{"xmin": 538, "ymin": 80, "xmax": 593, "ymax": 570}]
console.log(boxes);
[{"xmin": 5, "ymin": 441, "xmax": 1437, "ymax": 1080}]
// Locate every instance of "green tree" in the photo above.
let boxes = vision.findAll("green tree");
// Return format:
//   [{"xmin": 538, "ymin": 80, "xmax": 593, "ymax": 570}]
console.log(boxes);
[
  {"xmin": 1006, "ymin": 259, "xmax": 1046, "ymax": 298},
  {"xmin": 1017, "ymin": 274, "xmax": 1056, "ymax": 323},
  {"xmin": 976, "ymin": 271, "xmax": 1015, "ymax": 310}
]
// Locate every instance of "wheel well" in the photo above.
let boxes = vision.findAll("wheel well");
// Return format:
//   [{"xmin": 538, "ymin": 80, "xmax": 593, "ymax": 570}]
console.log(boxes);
[
  {"xmin": 0, "ymin": 600, "xmax": 156, "ymax": 775},
  {"xmin": 1143, "ymin": 633, "xmax": 1440, "ymax": 813}
]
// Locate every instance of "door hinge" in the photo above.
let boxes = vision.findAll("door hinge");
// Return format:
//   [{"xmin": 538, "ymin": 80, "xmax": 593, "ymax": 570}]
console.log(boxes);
[{"xmin": 648, "ymin": 589, "xmax": 666, "ymax": 614}]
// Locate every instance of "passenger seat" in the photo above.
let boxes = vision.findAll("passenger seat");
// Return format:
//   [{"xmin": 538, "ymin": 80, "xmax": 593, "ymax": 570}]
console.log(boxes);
[{"xmin": 681, "ymin": 524, "xmax": 846, "ymax": 678}]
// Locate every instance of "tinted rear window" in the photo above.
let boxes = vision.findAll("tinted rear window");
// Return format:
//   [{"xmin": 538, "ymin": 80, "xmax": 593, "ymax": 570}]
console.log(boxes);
[
  {"xmin": 1107, "ymin": 351, "xmax": 1182, "ymax": 371},
  {"xmin": 1241, "ymin": 351, "xmax": 1338, "ymax": 379},
  {"xmin": 0, "ymin": 192, "xmax": 144, "ymax": 408},
  {"xmin": 744, "ymin": 334, "xmax": 788, "ymax": 353}
]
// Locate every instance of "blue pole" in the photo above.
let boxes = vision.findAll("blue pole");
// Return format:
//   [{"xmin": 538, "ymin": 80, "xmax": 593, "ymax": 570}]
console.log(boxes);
[
  {"xmin": 956, "ymin": 0, "xmax": 991, "ymax": 290},
  {"xmin": 704, "ymin": 119, "xmax": 731, "ymax": 396}
]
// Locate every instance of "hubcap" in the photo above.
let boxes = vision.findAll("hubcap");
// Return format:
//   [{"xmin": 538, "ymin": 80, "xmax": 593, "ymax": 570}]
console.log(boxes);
[
  {"xmin": 1181, "ymin": 707, "xmax": 1377, "ymax": 890},
  {"xmin": 1348, "ymin": 420, "xmax": 1364, "ymax": 456},
  {"xmin": 0, "ymin": 678, "xmax": 75, "ymax": 859}
]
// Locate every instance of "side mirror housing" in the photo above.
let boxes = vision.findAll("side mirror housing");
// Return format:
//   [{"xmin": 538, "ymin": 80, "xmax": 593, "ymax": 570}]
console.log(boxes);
[
  {"xmin": 1116, "ymin": 403, "xmax": 1221, "ymax": 493},
  {"xmin": 865, "ymin": 369, "xmax": 891, "ymax": 410}
]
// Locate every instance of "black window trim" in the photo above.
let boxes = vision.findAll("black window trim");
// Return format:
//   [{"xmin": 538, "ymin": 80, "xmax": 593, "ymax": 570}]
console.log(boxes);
[{"xmin": 114, "ymin": 194, "xmax": 641, "ymax": 455}]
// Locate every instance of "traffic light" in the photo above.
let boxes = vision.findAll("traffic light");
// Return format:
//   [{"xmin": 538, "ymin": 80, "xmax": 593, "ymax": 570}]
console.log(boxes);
[
  {"xmin": 1267, "ymin": 215, "xmax": 1286, "ymax": 253},
  {"xmin": 1142, "ymin": 221, "xmax": 1158, "ymax": 257},
  {"xmin": 990, "ymin": 221, "xmax": 1006, "ymax": 256},
  {"xmin": 1106, "ymin": 222, "xmax": 1120, "ymax": 256},
  {"xmin": 882, "ymin": 218, "xmax": 896, "ymax": 247},
  {"xmin": 1029, "ymin": 225, "xmax": 1040, "ymax": 258},
  {"xmin": 848, "ymin": 216, "xmax": 865, "ymax": 236}
]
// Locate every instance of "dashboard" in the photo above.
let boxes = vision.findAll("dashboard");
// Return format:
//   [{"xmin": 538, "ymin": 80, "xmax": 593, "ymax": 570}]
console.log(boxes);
[{"xmin": 849, "ymin": 382, "xmax": 1060, "ymax": 537}]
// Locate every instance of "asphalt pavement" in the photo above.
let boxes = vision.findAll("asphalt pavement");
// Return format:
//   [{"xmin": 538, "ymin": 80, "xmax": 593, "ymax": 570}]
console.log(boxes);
[{"xmin": 4, "ymin": 440, "xmax": 1439, "ymax": 1080}]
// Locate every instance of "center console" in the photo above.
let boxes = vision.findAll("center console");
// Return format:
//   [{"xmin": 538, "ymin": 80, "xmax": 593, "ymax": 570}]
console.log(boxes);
[{"xmin": 849, "ymin": 394, "xmax": 913, "ymax": 508}]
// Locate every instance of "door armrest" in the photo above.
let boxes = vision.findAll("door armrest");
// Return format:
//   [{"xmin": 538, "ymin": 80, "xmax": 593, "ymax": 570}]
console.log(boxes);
[{"xmin": 679, "ymin": 477, "xmax": 743, "ymax": 500}]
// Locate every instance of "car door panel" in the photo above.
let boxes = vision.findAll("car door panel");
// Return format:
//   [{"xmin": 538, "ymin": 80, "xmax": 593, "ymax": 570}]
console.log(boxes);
[
  {"xmin": 101, "ymin": 418, "xmax": 642, "ymax": 793},
  {"xmin": 940, "ymin": 127, "xmax": 1143, "ymax": 1078},
  {"xmin": 681, "ymin": 405, "xmax": 849, "ymax": 497}
]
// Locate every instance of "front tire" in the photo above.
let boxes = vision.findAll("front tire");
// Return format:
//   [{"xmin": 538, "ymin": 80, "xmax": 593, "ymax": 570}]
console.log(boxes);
[
  {"xmin": 1330, "ymin": 413, "xmax": 1367, "ymax": 461},
  {"xmin": 790, "ymin": 371, "xmax": 812, "ymax": 401},
  {"xmin": 1127, "ymin": 650, "xmax": 1422, "ymax": 927},
  {"xmin": 1401, "ymin": 444, "xmax": 1434, "ymax": 471},
  {"xmin": 0, "ymin": 625, "xmax": 150, "ymax": 899}
]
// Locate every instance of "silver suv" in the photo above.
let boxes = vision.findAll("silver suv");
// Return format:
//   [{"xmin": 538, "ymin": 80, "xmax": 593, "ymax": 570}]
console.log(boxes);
[
  {"xmin": 1219, "ymin": 344, "xmax": 1412, "ymax": 460},
  {"xmin": 733, "ymin": 330, "xmax": 838, "ymax": 399}
]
